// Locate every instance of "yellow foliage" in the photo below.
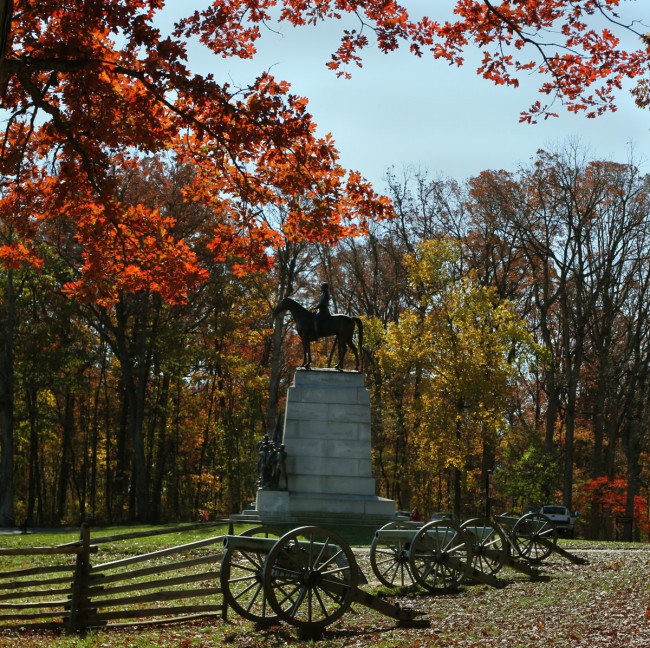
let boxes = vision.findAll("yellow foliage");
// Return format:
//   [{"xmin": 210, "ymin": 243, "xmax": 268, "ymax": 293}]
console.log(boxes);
[{"xmin": 372, "ymin": 238, "xmax": 541, "ymax": 511}]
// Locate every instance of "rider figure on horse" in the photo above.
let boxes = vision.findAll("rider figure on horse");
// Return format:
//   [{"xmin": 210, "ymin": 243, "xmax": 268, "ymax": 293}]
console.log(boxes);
[
  {"xmin": 313, "ymin": 282, "xmax": 331, "ymax": 338},
  {"xmin": 273, "ymin": 288, "xmax": 363, "ymax": 371}
]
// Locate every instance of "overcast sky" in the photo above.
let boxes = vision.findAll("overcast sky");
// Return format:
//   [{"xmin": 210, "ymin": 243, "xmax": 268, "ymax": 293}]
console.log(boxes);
[{"xmin": 163, "ymin": 1, "xmax": 650, "ymax": 190}]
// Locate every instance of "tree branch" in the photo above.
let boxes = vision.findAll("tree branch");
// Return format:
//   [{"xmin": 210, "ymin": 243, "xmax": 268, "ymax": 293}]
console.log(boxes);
[{"xmin": 0, "ymin": 0, "xmax": 14, "ymax": 94}]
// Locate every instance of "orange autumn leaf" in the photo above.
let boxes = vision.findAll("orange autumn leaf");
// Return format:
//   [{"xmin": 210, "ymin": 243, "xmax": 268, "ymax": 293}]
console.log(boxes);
[{"xmin": 1, "ymin": 1, "xmax": 648, "ymax": 303}]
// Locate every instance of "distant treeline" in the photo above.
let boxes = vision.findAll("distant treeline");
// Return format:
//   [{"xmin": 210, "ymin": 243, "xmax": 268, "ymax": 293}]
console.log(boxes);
[{"xmin": 1, "ymin": 145, "xmax": 648, "ymax": 540}]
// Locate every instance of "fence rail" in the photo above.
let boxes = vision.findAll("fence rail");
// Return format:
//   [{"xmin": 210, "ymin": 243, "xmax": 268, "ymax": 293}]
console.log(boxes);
[{"xmin": 0, "ymin": 521, "xmax": 232, "ymax": 632}]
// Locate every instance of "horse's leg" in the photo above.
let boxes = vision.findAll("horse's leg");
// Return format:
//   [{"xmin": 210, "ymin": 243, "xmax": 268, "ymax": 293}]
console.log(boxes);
[
  {"xmin": 299, "ymin": 336, "xmax": 306, "ymax": 367},
  {"xmin": 348, "ymin": 339, "xmax": 360, "ymax": 371},
  {"xmin": 300, "ymin": 335, "xmax": 310, "ymax": 369},
  {"xmin": 335, "ymin": 336, "xmax": 346, "ymax": 370},
  {"xmin": 327, "ymin": 340, "xmax": 336, "ymax": 367}
]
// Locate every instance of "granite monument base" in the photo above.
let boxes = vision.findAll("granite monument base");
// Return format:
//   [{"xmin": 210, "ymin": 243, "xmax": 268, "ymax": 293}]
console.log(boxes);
[{"xmin": 235, "ymin": 368, "xmax": 396, "ymax": 526}]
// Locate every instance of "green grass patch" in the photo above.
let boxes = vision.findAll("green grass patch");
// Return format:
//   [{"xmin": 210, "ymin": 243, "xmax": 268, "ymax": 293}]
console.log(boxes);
[{"xmin": 1, "ymin": 526, "xmax": 649, "ymax": 647}]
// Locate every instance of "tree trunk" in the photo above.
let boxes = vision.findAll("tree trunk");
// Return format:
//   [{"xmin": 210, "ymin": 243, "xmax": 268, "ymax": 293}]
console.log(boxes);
[
  {"xmin": 563, "ymin": 399, "xmax": 575, "ymax": 511},
  {"xmin": 151, "ymin": 373, "xmax": 171, "ymax": 522},
  {"xmin": 481, "ymin": 435, "xmax": 495, "ymax": 517},
  {"xmin": 25, "ymin": 385, "xmax": 37, "ymax": 527},
  {"xmin": 452, "ymin": 467, "xmax": 462, "ymax": 519},
  {"xmin": 624, "ymin": 441, "xmax": 640, "ymax": 543},
  {"xmin": 122, "ymin": 363, "xmax": 148, "ymax": 522},
  {"xmin": 88, "ymin": 346, "xmax": 108, "ymax": 522},
  {"xmin": 0, "ymin": 268, "xmax": 15, "ymax": 527},
  {"xmin": 55, "ymin": 391, "xmax": 75, "ymax": 524},
  {"xmin": 111, "ymin": 297, "xmax": 153, "ymax": 523}
]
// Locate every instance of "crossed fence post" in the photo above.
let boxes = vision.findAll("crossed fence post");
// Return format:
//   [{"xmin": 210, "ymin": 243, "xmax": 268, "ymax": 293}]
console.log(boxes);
[{"xmin": 68, "ymin": 523, "xmax": 92, "ymax": 632}]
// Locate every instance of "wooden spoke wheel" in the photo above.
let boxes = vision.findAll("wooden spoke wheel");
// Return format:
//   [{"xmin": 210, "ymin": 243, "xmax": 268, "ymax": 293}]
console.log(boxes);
[
  {"xmin": 262, "ymin": 526, "xmax": 358, "ymax": 631},
  {"xmin": 511, "ymin": 513, "xmax": 557, "ymax": 563},
  {"xmin": 220, "ymin": 526, "xmax": 281, "ymax": 624},
  {"xmin": 461, "ymin": 518, "xmax": 509, "ymax": 576},
  {"xmin": 370, "ymin": 521, "xmax": 421, "ymax": 588},
  {"xmin": 408, "ymin": 519, "xmax": 473, "ymax": 593}
]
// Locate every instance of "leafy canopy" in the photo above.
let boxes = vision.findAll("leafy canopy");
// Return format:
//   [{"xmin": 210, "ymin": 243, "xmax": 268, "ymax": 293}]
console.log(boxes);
[
  {"xmin": 372, "ymin": 238, "xmax": 540, "ymax": 508},
  {"xmin": 1, "ymin": 1, "xmax": 648, "ymax": 303}
]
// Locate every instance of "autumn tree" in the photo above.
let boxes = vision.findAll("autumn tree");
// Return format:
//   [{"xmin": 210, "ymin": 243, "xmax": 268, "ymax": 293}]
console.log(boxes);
[
  {"xmin": 614, "ymin": 223, "xmax": 650, "ymax": 540},
  {"xmin": 1, "ymin": 1, "xmax": 648, "ymax": 301},
  {"xmin": 367, "ymin": 238, "xmax": 537, "ymax": 515},
  {"xmin": 460, "ymin": 145, "xmax": 650, "ymax": 533},
  {"xmin": 336, "ymin": 154, "xmax": 650, "ymax": 529},
  {"xmin": 1, "ymin": 1, "xmax": 649, "ymax": 524}
]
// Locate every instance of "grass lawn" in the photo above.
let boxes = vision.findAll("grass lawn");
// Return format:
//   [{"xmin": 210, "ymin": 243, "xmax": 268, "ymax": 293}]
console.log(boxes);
[{"xmin": 0, "ymin": 525, "xmax": 648, "ymax": 647}]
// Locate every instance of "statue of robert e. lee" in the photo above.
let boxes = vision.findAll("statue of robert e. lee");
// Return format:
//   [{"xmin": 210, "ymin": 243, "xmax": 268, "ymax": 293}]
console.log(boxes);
[{"xmin": 272, "ymin": 281, "xmax": 363, "ymax": 371}]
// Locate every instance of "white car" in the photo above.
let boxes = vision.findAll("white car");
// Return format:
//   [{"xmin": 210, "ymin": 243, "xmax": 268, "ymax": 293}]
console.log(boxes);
[{"xmin": 540, "ymin": 505, "xmax": 576, "ymax": 537}]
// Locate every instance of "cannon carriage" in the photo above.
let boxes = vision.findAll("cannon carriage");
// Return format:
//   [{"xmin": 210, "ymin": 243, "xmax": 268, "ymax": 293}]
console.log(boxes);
[
  {"xmin": 491, "ymin": 512, "xmax": 588, "ymax": 566},
  {"xmin": 220, "ymin": 525, "xmax": 428, "ymax": 634},
  {"xmin": 218, "ymin": 513, "xmax": 586, "ymax": 635},
  {"xmin": 369, "ymin": 512, "xmax": 587, "ymax": 593},
  {"xmin": 370, "ymin": 518, "xmax": 504, "ymax": 592}
]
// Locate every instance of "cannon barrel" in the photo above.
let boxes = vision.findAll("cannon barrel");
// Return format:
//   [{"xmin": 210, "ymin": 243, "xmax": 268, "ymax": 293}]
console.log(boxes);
[
  {"xmin": 375, "ymin": 527, "xmax": 458, "ymax": 544},
  {"xmin": 222, "ymin": 534, "xmax": 279, "ymax": 552},
  {"xmin": 462, "ymin": 525, "xmax": 498, "ymax": 542},
  {"xmin": 494, "ymin": 514, "xmax": 520, "ymax": 526},
  {"xmin": 222, "ymin": 533, "xmax": 343, "ymax": 558}
]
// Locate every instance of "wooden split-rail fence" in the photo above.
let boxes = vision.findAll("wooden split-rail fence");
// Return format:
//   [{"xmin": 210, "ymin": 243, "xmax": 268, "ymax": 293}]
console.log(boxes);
[{"xmin": 0, "ymin": 521, "xmax": 234, "ymax": 632}]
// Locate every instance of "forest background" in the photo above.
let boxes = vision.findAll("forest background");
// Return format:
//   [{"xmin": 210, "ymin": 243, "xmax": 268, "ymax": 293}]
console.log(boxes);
[{"xmin": 0, "ymin": 1, "xmax": 649, "ymax": 542}]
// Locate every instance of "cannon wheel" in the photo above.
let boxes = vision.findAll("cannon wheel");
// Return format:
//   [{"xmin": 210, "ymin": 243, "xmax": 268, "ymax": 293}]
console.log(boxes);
[
  {"xmin": 461, "ymin": 518, "xmax": 509, "ymax": 576},
  {"xmin": 511, "ymin": 513, "xmax": 557, "ymax": 563},
  {"xmin": 262, "ymin": 526, "xmax": 358, "ymax": 631},
  {"xmin": 408, "ymin": 519, "xmax": 473, "ymax": 592},
  {"xmin": 220, "ymin": 526, "xmax": 281, "ymax": 624},
  {"xmin": 370, "ymin": 520, "xmax": 421, "ymax": 588}
]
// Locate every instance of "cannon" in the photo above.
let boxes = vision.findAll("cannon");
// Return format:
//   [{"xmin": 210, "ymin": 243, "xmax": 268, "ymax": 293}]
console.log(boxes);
[
  {"xmin": 460, "ymin": 517, "xmax": 543, "ymax": 579},
  {"xmin": 220, "ymin": 525, "xmax": 428, "ymax": 634},
  {"xmin": 493, "ymin": 512, "xmax": 587, "ymax": 566},
  {"xmin": 369, "ymin": 520, "xmax": 421, "ymax": 589},
  {"xmin": 370, "ymin": 513, "xmax": 587, "ymax": 593},
  {"xmin": 370, "ymin": 518, "xmax": 505, "ymax": 593}
]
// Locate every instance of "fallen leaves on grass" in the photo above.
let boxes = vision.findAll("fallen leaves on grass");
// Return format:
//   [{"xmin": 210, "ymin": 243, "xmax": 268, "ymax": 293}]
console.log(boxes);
[{"xmin": 1, "ymin": 546, "xmax": 649, "ymax": 647}]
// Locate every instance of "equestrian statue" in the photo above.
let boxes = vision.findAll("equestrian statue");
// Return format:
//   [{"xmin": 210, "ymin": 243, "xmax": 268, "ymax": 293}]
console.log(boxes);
[{"xmin": 273, "ymin": 283, "xmax": 363, "ymax": 371}]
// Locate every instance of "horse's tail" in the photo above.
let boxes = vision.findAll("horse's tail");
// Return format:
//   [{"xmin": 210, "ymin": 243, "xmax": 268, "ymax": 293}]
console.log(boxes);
[{"xmin": 353, "ymin": 317, "xmax": 364, "ymax": 371}]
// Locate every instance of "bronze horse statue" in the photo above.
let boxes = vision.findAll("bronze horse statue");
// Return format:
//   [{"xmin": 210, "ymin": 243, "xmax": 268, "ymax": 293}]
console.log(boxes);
[{"xmin": 273, "ymin": 296, "xmax": 363, "ymax": 371}]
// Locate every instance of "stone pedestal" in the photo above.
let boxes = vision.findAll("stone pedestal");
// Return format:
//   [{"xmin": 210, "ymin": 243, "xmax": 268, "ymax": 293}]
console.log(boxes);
[{"xmin": 238, "ymin": 369, "xmax": 396, "ymax": 525}]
